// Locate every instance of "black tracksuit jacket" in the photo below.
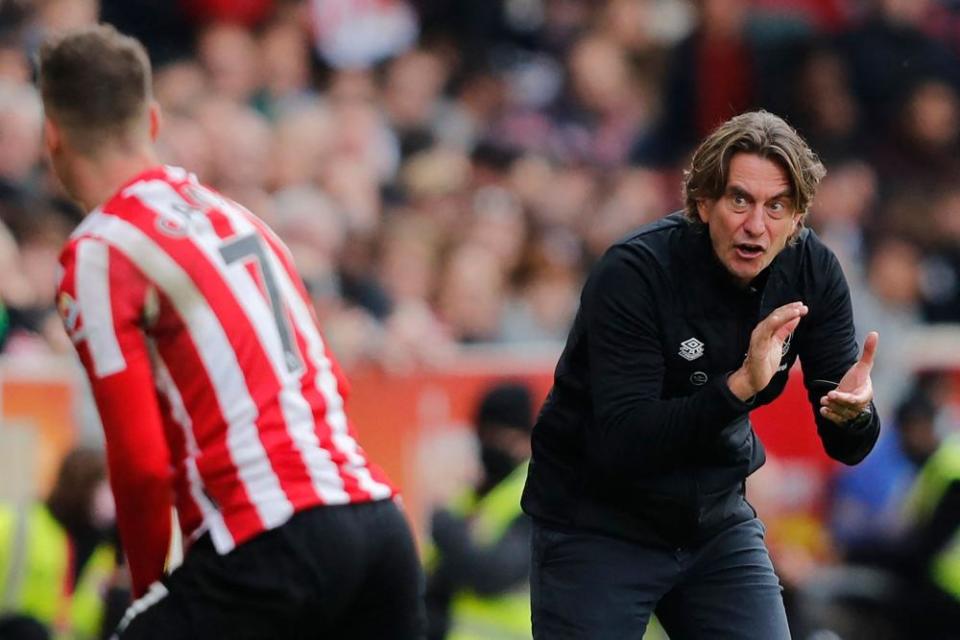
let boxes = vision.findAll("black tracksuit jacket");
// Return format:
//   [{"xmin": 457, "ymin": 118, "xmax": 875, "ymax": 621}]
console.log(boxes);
[{"xmin": 521, "ymin": 212, "xmax": 881, "ymax": 548}]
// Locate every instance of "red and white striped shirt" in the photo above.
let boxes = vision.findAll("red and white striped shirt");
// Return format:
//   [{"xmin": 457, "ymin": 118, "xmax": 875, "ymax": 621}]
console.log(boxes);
[{"xmin": 57, "ymin": 166, "xmax": 394, "ymax": 593}]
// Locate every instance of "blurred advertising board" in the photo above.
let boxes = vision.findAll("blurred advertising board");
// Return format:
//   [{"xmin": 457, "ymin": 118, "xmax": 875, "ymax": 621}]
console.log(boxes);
[
  {"xmin": 2, "ymin": 341, "xmax": 958, "ymax": 547},
  {"xmin": 0, "ymin": 356, "xmax": 79, "ymax": 501}
]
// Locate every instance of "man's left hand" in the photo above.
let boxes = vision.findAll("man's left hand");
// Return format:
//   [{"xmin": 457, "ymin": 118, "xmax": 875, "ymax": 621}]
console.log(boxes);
[{"xmin": 819, "ymin": 331, "xmax": 878, "ymax": 425}]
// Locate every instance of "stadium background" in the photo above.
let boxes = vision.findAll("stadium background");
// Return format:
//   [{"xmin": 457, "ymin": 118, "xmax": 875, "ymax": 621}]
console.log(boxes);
[{"xmin": 0, "ymin": 0, "xmax": 959, "ymax": 637}]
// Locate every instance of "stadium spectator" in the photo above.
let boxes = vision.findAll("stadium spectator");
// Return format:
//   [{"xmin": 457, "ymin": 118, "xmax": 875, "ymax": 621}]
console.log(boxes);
[
  {"xmin": 522, "ymin": 111, "xmax": 881, "ymax": 638},
  {"xmin": 39, "ymin": 25, "xmax": 423, "ymax": 638},
  {"xmin": 196, "ymin": 22, "xmax": 261, "ymax": 105},
  {"xmin": 0, "ymin": 0, "xmax": 949, "ymax": 364},
  {"xmin": 919, "ymin": 186, "xmax": 960, "ymax": 323},
  {"xmin": 838, "ymin": 0, "xmax": 960, "ymax": 133},
  {"xmin": 256, "ymin": 18, "xmax": 316, "ymax": 115},
  {"xmin": 786, "ymin": 44, "xmax": 865, "ymax": 163},
  {"xmin": 631, "ymin": 0, "xmax": 762, "ymax": 166},
  {"xmin": 0, "ymin": 82, "xmax": 42, "ymax": 193},
  {"xmin": 849, "ymin": 235, "xmax": 925, "ymax": 414}
]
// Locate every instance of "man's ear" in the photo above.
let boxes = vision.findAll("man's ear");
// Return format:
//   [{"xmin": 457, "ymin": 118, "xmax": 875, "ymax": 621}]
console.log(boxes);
[
  {"xmin": 148, "ymin": 101, "xmax": 162, "ymax": 142},
  {"xmin": 44, "ymin": 117, "xmax": 61, "ymax": 155},
  {"xmin": 696, "ymin": 199, "xmax": 711, "ymax": 224}
]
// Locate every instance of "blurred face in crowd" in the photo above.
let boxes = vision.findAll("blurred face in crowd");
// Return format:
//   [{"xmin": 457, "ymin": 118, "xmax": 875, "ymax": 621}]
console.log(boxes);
[
  {"xmin": 0, "ymin": 46, "xmax": 31, "ymax": 84},
  {"xmin": 881, "ymin": 0, "xmax": 930, "ymax": 25},
  {"xmin": 378, "ymin": 216, "xmax": 438, "ymax": 304},
  {"xmin": 468, "ymin": 187, "xmax": 527, "ymax": 272},
  {"xmin": 933, "ymin": 188, "xmax": 960, "ymax": 243},
  {"xmin": 587, "ymin": 168, "xmax": 665, "ymax": 256},
  {"xmin": 383, "ymin": 49, "xmax": 447, "ymax": 128},
  {"xmin": 39, "ymin": 0, "xmax": 98, "ymax": 32},
  {"xmin": 260, "ymin": 21, "xmax": 311, "ymax": 98},
  {"xmin": 569, "ymin": 36, "xmax": 632, "ymax": 116},
  {"xmin": 0, "ymin": 83, "xmax": 42, "ymax": 182},
  {"xmin": 198, "ymin": 23, "xmax": 260, "ymax": 103},
  {"xmin": 698, "ymin": 0, "xmax": 748, "ymax": 38},
  {"xmin": 799, "ymin": 51, "xmax": 858, "ymax": 138},
  {"xmin": 904, "ymin": 80, "xmax": 959, "ymax": 151},
  {"xmin": 437, "ymin": 243, "xmax": 505, "ymax": 342},
  {"xmin": 195, "ymin": 99, "xmax": 270, "ymax": 192},
  {"xmin": 808, "ymin": 161, "xmax": 876, "ymax": 228},
  {"xmin": 270, "ymin": 105, "xmax": 333, "ymax": 190},
  {"xmin": 153, "ymin": 61, "xmax": 208, "ymax": 114},
  {"xmin": 157, "ymin": 114, "xmax": 213, "ymax": 182},
  {"xmin": 867, "ymin": 237, "xmax": 921, "ymax": 307},
  {"xmin": 524, "ymin": 266, "xmax": 580, "ymax": 339},
  {"xmin": 697, "ymin": 153, "xmax": 800, "ymax": 287}
]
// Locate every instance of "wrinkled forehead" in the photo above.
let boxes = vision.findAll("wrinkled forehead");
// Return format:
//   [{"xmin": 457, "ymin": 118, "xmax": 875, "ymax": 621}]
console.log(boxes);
[{"xmin": 724, "ymin": 153, "xmax": 794, "ymax": 199}]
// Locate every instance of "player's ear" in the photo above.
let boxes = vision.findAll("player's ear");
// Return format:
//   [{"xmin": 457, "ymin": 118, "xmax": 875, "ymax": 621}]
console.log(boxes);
[
  {"xmin": 44, "ymin": 116, "xmax": 61, "ymax": 155},
  {"xmin": 148, "ymin": 100, "xmax": 162, "ymax": 142}
]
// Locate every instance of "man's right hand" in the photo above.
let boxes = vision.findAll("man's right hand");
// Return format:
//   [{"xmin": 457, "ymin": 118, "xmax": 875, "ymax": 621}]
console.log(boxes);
[{"xmin": 728, "ymin": 301, "xmax": 808, "ymax": 401}]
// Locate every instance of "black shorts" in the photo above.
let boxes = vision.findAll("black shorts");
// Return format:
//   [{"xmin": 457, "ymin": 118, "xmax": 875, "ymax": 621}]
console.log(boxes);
[{"xmin": 113, "ymin": 499, "xmax": 425, "ymax": 639}]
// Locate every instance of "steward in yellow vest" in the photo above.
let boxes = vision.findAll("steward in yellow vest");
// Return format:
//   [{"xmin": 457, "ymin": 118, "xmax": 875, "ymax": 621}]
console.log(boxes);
[
  {"xmin": 0, "ymin": 449, "xmax": 118, "ymax": 639},
  {"xmin": 844, "ymin": 389, "xmax": 960, "ymax": 638},
  {"xmin": 901, "ymin": 433, "xmax": 960, "ymax": 625},
  {"xmin": 425, "ymin": 383, "xmax": 534, "ymax": 640}
]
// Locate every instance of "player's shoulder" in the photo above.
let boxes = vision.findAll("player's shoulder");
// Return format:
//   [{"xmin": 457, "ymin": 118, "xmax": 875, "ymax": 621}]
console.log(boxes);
[
  {"xmin": 83, "ymin": 164, "xmax": 225, "ymax": 251},
  {"xmin": 107, "ymin": 165, "xmax": 191, "ymax": 217},
  {"xmin": 59, "ymin": 208, "xmax": 111, "ymax": 264}
]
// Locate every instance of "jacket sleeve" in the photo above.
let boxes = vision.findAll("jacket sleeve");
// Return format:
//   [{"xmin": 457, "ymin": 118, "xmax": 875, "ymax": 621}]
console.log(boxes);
[
  {"xmin": 584, "ymin": 245, "xmax": 753, "ymax": 474},
  {"xmin": 797, "ymin": 245, "xmax": 880, "ymax": 465},
  {"xmin": 429, "ymin": 509, "xmax": 532, "ymax": 596},
  {"xmin": 58, "ymin": 238, "xmax": 173, "ymax": 598}
]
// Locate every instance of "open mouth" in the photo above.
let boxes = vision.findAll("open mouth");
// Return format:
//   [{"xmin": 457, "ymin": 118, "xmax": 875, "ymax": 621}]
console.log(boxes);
[{"xmin": 734, "ymin": 243, "xmax": 765, "ymax": 260}]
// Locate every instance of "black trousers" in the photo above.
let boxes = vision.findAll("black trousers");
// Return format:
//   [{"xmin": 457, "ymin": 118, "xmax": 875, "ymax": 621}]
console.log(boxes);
[
  {"xmin": 531, "ymin": 517, "xmax": 790, "ymax": 639},
  {"xmin": 114, "ymin": 499, "xmax": 425, "ymax": 639}
]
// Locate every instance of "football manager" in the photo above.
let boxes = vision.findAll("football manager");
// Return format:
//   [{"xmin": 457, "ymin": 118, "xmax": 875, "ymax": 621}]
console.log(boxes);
[{"xmin": 522, "ymin": 110, "xmax": 880, "ymax": 639}]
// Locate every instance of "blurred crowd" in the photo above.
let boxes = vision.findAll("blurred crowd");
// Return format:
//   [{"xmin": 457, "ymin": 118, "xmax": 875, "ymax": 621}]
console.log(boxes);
[
  {"xmin": 0, "ymin": 0, "xmax": 956, "ymax": 397},
  {"xmin": 0, "ymin": 2, "xmax": 959, "ymax": 638}
]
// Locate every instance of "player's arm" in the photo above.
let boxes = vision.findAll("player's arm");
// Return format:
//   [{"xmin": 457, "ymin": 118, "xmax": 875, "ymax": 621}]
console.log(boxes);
[{"xmin": 59, "ymin": 239, "xmax": 172, "ymax": 597}]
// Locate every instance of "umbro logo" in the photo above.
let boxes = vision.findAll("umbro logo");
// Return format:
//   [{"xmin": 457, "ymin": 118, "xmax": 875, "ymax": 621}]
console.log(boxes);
[{"xmin": 679, "ymin": 337, "xmax": 704, "ymax": 361}]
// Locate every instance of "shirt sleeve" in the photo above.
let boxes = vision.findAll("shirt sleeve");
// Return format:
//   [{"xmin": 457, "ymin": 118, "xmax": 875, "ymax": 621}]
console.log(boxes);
[
  {"xmin": 583, "ymin": 244, "xmax": 753, "ymax": 475},
  {"xmin": 58, "ymin": 238, "xmax": 173, "ymax": 597},
  {"xmin": 797, "ymin": 244, "xmax": 880, "ymax": 465}
]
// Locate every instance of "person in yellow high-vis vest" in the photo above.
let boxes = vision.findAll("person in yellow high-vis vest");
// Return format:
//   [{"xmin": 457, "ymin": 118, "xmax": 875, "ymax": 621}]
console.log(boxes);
[
  {"xmin": 835, "ymin": 385, "xmax": 960, "ymax": 639},
  {"xmin": 898, "ymin": 431, "xmax": 960, "ymax": 636},
  {"xmin": 0, "ymin": 448, "xmax": 119, "ymax": 640},
  {"xmin": 425, "ymin": 383, "xmax": 534, "ymax": 640}
]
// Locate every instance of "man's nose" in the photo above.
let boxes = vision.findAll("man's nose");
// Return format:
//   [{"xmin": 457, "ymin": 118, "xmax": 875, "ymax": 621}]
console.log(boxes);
[{"xmin": 742, "ymin": 205, "xmax": 766, "ymax": 236}]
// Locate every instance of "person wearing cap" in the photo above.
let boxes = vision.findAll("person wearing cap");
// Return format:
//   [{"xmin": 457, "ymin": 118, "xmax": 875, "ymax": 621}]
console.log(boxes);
[{"xmin": 425, "ymin": 382, "xmax": 534, "ymax": 640}]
